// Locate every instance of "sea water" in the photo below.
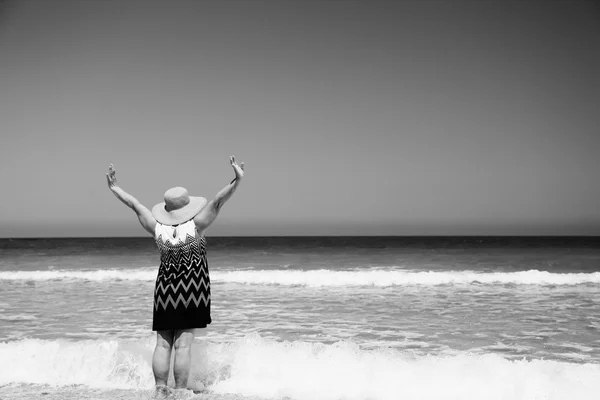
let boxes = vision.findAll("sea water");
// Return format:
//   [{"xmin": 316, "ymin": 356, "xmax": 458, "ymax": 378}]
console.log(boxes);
[{"xmin": 0, "ymin": 236, "xmax": 599, "ymax": 400}]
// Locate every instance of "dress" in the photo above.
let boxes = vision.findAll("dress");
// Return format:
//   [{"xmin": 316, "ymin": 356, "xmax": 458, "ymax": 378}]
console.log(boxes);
[{"xmin": 152, "ymin": 220, "xmax": 211, "ymax": 331}]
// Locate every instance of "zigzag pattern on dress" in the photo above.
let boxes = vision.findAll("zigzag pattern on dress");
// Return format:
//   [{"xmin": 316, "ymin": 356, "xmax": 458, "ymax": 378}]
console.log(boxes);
[
  {"xmin": 155, "ymin": 291, "xmax": 210, "ymax": 310},
  {"xmin": 153, "ymin": 221, "xmax": 210, "ymax": 312},
  {"xmin": 155, "ymin": 267, "xmax": 210, "ymax": 296},
  {"xmin": 156, "ymin": 234, "xmax": 206, "ymax": 272}
]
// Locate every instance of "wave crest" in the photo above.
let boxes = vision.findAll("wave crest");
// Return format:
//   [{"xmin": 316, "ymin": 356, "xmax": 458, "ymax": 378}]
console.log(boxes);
[
  {"xmin": 217, "ymin": 269, "xmax": 600, "ymax": 286},
  {"xmin": 0, "ymin": 335, "xmax": 599, "ymax": 400},
  {"xmin": 1, "ymin": 268, "xmax": 599, "ymax": 286}
]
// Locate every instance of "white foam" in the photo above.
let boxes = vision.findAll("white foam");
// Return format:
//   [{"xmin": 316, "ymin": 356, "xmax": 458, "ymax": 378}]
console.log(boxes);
[
  {"xmin": 0, "ymin": 268, "xmax": 157, "ymax": 281},
  {"xmin": 216, "ymin": 269, "xmax": 600, "ymax": 286},
  {"xmin": 0, "ymin": 338, "xmax": 155, "ymax": 389},
  {"xmin": 1, "ymin": 335, "xmax": 599, "ymax": 400},
  {"xmin": 208, "ymin": 335, "xmax": 600, "ymax": 400},
  {"xmin": 1, "ymin": 268, "xmax": 599, "ymax": 286}
]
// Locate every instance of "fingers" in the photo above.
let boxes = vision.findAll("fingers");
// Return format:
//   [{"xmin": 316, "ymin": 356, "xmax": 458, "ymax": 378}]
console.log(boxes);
[
  {"xmin": 106, "ymin": 173, "xmax": 114, "ymax": 188},
  {"xmin": 230, "ymin": 156, "xmax": 244, "ymax": 171},
  {"xmin": 107, "ymin": 164, "xmax": 117, "ymax": 187}
]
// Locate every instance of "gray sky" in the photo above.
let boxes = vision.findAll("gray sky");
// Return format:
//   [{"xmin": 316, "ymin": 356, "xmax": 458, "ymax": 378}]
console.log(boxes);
[{"xmin": 1, "ymin": 0, "xmax": 599, "ymax": 237}]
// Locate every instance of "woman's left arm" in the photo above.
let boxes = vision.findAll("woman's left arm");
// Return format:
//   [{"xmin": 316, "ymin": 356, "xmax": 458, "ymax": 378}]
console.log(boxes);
[{"xmin": 194, "ymin": 156, "xmax": 244, "ymax": 234}]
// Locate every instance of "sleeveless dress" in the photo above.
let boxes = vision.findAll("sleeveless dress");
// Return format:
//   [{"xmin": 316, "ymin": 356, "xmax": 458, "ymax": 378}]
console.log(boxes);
[{"xmin": 152, "ymin": 220, "xmax": 211, "ymax": 331}]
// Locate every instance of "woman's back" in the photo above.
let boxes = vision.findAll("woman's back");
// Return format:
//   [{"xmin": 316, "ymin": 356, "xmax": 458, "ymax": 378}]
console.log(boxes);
[{"xmin": 153, "ymin": 220, "xmax": 211, "ymax": 330}]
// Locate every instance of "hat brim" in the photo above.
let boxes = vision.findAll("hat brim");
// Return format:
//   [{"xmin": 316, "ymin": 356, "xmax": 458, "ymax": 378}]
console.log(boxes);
[{"xmin": 151, "ymin": 196, "xmax": 208, "ymax": 225}]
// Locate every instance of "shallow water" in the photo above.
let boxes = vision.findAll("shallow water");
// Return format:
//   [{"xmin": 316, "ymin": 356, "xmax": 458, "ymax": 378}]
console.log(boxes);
[{"xmin": 1, "ymin": 236, "xmax": 600, "ymax": 399}]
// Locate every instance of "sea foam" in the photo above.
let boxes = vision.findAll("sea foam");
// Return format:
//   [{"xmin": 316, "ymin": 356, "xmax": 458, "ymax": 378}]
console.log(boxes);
[
  {"xmin": 215, "ymin": 269, "xmax": 600, "ymax": 286},
  {"xmin": 1, "ymin": 268, "xmax": 599, "ymax": 286},
  {"xmin": 0, "ymin": 338, "xmax": 154, "ymax": 388},
  {"xmin": 0, "ymin": 335, "xmax": 599, "ymax": 400}
]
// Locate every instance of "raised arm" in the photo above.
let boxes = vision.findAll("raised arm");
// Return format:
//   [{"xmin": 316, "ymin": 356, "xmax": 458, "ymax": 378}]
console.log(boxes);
[
  {"xmin": 106, "ymin": 164, "xmax": 157, "ymax": 236},
  {"xmin": 194, "ymin": 156, "xmax": 244, "ymax": 235}
]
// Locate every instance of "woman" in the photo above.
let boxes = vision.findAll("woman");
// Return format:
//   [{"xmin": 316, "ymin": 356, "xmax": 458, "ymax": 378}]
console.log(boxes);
[{"xmin": 106, "ymin": 156, "xmax": 244, "ymax": 394}]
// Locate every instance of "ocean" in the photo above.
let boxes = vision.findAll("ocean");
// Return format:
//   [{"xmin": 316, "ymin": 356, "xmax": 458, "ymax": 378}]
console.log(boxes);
[{"xmin": 0, "ymin": 236, "xmax": 599, "ymax": 400}]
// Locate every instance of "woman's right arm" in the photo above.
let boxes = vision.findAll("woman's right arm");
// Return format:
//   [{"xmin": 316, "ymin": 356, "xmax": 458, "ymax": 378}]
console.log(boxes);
[
  {"xmin": 194, "ymin": 156, "xmax": 244, "ymax": 235},
  {"xmin": 106, "ymin": 164, "xmax": 157, "ymax": 235}
]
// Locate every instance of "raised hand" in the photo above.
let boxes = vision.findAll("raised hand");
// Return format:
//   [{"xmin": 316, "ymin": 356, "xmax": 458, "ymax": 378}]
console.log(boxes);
[
  {"xmin": 230, "ymin": 156, "xmax": 245, "ymax": 180},
  {"xmin": 106, "ymin": 163, "xmax": 118, "ymax": 188}
]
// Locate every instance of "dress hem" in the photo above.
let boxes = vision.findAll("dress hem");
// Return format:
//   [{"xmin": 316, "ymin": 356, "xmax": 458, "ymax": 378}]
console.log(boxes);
[{"xmin": 152, "ymin": 321, "xmax": 211, "ymax": 331}]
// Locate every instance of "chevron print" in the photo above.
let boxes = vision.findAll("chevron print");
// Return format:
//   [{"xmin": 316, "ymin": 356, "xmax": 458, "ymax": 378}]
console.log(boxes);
[
  {"xmin": 155, "ymin": 273, "xmax": 210, "ymax": 296},
  {"xmin": 152, "ymin": 220, "xmax": 212, "ymax": 330},
  {"xmin": 154, "ymin": 292, "xmax": 210, "ymax": 310}
]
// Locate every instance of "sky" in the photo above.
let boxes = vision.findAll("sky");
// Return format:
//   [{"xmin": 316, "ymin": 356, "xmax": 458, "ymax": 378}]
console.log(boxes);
[{"xmin": 0, "ymin": 0, "xmax": 599, "ymax": 237}]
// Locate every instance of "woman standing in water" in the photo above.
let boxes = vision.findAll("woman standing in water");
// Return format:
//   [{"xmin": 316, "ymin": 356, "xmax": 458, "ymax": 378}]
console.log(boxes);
[{"xmin": 106, "ymin": 156, "xmax": 244, "ymax": 395}]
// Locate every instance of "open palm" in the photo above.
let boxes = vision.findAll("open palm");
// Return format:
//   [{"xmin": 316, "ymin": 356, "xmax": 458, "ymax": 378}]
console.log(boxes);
[{"xmin": 230, "ymin": 156, "xmax": 244, "ymax": 179}]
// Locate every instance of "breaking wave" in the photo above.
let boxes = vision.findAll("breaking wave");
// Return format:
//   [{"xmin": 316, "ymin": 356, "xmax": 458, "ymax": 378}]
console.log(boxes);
[
  {"xmin": 1, "ymin": 268, "xmax": 599, "ymax": 286},
  {"xmin": 0, "ymin": 335, "xmax": 598, "ymax": 400}
]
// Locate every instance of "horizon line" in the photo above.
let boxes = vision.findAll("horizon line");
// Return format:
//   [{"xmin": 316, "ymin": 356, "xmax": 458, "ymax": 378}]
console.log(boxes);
[{"xmin": 2, "ymin": 234, "xmax": 600, "ymax": 240}]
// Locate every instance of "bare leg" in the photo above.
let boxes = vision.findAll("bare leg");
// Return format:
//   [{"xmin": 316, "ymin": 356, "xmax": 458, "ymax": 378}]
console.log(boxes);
[
  {"xmin": 153, "ymin": 330, "xmax": 174, "ymax": 386},
  {"xmin": 173, "ymin": 329, "xmax": 196, "ymax": 389}
]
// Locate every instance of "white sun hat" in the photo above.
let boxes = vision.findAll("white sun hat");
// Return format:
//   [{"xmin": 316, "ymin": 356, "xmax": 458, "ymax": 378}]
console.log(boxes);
[{"xmin": 151, "ymin": 187, "xmax": 207, "ymax": 225}]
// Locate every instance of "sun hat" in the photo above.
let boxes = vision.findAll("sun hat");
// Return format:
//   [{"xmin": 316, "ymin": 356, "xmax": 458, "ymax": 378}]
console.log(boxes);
[{"xmin": 151, "ymin": 187, "xmax": 208, "ymax": 225}]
